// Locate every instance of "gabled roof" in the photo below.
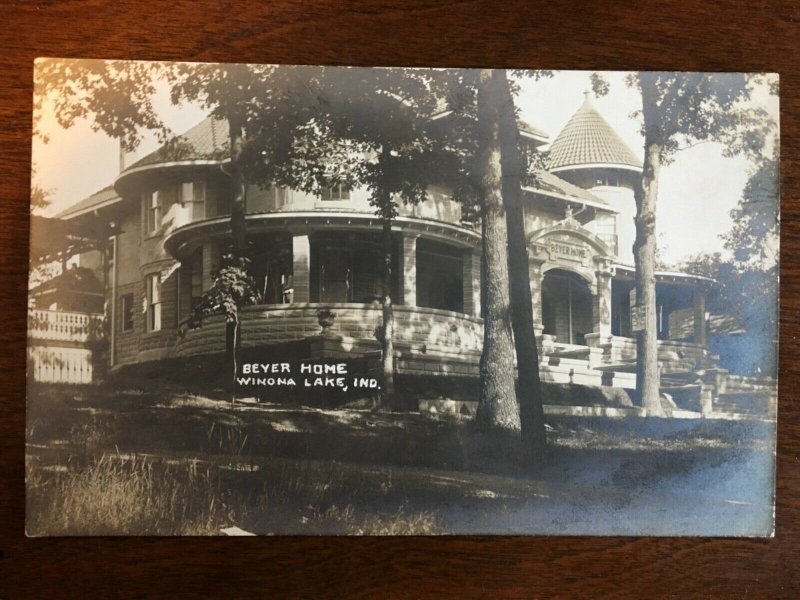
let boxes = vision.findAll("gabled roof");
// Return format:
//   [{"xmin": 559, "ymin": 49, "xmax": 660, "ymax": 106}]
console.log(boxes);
[
  {"xmin": 532, "ymin": 168, "xmax": 608, "ymax": 205},
  {"xmin": 548, "ymin": 94, "xmax": 642, "ymax": 172},
  {"xmin": 124, "ymin": 117, "xmax": 229, "ymax": 171},
  {"xmin": 56, "ymin": 185, "xmax": 120, "ymax": 219},
  {"xmin": 518, "ymin": 119, "xmax": 549, "ymax": 144}
]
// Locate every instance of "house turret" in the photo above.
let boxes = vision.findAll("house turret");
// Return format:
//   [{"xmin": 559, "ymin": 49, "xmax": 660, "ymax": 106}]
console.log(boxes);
[{"xmin": 547, "ymin": 92, "xmax": 642, "ymax": 264}]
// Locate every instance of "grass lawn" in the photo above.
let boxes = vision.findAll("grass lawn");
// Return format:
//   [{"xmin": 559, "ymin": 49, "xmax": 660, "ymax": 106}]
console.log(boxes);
[{"xmin": 26, "ymin": 383, "xmax": 776, "ymax": 536}]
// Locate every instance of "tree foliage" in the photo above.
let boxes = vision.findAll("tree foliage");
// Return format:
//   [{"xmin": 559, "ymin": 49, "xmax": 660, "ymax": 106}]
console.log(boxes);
[
  {"xmin": 724, "ymin": 143, "xmax": 779, "ymax": 266},
  {"xmin": 187, "ymin": 254, "xmax": 260, "ymax": 328},
  {"xmin": 619, "ymin": 72, "xmax": 775, "ymax": 410},
  {"xmin": 626, "ymin": 72, "xmax": 772, "ymax": 162},
  {"xmin": 279, "ymin": 67, "xmax": 455, "ymax": 405},
  {"xmin": 34, "ymin": 58, "xmax": 168, "ymax": 151}
]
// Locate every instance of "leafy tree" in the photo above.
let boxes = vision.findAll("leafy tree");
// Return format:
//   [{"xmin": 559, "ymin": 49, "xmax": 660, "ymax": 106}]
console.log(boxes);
[
  {"xmin": 472, "ymin": 69, "xmax": 520, "ymax": 432},
  {"xmin": 724, "ymin": 143, "xmax": 779, "ymax": 267},
  {"xmin": 284, "ymin": 67, "xmax": 452, "ymax": 407},
  {"xmin": 495, "ymin": 69, "xmax": 547, "ymax": 457},
  {"xmin": 166, "ymin": 63, "xmax": 325, "ymax": 392},
  {"xmin": 166, "ymin": 64, "xmax": 322, "ymax": 257},
  {"xmin": 442, "ymin": 69, "xmax": 548, "ymax": 451},
  {"xmin": 30, "ymin": 167, "xmax": 51, "ymax": 215},
  {"xmin": 34, "ymin": 58, "xmax": 168, "ymax": 151},
  {"xmin": 186, "ymin": 254, "xmax": 260, "ymax": 402},
  {"xmin": 619, "ymin": 72, "xmax": 772, "ymax": 412},
  {"xmin": 687, "ymin": 142, "xmax": 780, "ymax": 377}
]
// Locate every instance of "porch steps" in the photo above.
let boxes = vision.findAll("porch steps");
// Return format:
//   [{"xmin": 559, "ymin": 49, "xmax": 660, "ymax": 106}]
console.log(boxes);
[
  {"xmin": 547, "ymin": 346, "xmax": 591, "ymax": 360},
  {"xmin": 715, "ymin": 391, "xmax": 776, "ymax": 416},
  {"xmin": 593, "ymin": 360, "xmax": 637, "ymax": 373}
]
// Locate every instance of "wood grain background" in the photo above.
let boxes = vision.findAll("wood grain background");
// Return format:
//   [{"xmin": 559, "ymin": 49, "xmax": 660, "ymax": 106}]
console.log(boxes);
[{"xmin": 1, "ymin": 1, "xmax": 798, "ymax": 597}]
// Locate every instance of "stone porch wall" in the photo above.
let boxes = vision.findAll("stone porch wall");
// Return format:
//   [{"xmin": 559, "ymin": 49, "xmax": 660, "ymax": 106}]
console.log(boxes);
[{"xmin": 175, "ymin": 303, "xmax": 484, "ymax": 375}]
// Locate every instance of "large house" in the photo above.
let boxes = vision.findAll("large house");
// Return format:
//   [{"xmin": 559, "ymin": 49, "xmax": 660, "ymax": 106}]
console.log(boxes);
[{"xmin": 43, "ymin": 95, "xmax": 770, "ymax": 413}]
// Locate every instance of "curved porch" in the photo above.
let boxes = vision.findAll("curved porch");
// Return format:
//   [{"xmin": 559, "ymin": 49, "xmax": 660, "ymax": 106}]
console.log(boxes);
[{"xmin": 177, "ymin": 303, "xmax": 483, "ymax": 377}]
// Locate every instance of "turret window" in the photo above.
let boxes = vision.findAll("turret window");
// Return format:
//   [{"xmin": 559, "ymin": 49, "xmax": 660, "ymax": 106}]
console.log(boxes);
[
  {"xmin": 320, "ymin": 183, "xmax": 351, "ymax": 201},
  {"xmin": 146, "ymin": 273, "xmax": 162, "ymax": 332},
  {"xmin": 145, "ymin": 190, "xmax": 161, "ymax": 234},
  {"xmin": 181, "ymin": 181, "xmax": 206, "ymax": 220},
  {"xmin": 594, "ymin": 173, "xmax": 620, "ymax": 187}
]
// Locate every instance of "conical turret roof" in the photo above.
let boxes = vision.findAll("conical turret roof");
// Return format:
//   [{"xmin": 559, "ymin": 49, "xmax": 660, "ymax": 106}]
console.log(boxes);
[{"xmin": 548, "ymin": 94, "xmax": 642, "ymax": 172}]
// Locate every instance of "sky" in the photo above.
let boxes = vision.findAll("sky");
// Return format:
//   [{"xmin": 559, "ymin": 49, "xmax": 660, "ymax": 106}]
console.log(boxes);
[{"xmin": 32, "ymin": 67, "xmax": 779, "ymax": 264}]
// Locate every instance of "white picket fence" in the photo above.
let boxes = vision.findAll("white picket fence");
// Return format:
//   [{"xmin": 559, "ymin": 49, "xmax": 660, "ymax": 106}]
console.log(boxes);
[
  {"xmin": 28, "ymin": 345, "xmax": 94, "ymax": 384},
  {"xmin": 27, "ymin": 310, "xmax": 104, "ymax": 384}
]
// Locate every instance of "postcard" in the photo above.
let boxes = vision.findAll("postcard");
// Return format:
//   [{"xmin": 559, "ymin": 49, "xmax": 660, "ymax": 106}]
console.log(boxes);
[{"xmin": 27, "ymin": 61, "xmax": 778, "ymax": 535}]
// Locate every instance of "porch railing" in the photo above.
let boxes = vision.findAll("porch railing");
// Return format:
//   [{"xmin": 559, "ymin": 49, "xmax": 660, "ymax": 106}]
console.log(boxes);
[{"xmin": 27, "ymin": 309, "xmax": 105, "ymax": 343}]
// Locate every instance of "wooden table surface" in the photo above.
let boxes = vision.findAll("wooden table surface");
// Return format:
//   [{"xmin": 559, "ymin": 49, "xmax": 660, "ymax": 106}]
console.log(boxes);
[{"xmin": 1, "ymin": 1, "xmax": 798, "ymax": 597}]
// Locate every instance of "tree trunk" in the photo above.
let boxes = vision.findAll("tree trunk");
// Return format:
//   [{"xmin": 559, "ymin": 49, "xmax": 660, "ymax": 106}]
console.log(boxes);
[
  {"xmin": 228, "ymin": 115, "xmax": 247, "ymax": 258},
  {"xmin": 475, "ymin": 69, "xmax": 521, "ymax": 433},
  {"xmin": 375, "ymin": 146, "xmax": 396, "ymax": 410},
  {"xmin": 228, "ymin": 317, "xmax": 240, "ymax": 405},
  {"xmin": 495, "ymin": 69, "xmax": 547, "ymax": 457},
  {"xmin": 633, "ymin": 138, "xmax": 662, "ymax": 413},
  {"xmin": 381, "ymin": 214, "xmax": 396, "ymax": 407},
  {"xmin": 227, "ymin": 115, "xmax": 246, "ymax": 398}
]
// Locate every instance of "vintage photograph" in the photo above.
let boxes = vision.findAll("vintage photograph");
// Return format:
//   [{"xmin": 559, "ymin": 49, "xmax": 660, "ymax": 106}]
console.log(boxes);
[{"xmin": 27, "ymin": 61, "xmax": 779, "ymax": 536}]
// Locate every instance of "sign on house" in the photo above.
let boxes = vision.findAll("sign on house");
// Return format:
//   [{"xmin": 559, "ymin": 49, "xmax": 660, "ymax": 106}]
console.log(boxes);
[
  {"xmin": 545, "ymin": 236, "xmax": 592, "ymax": 269},
  {"xmin": 629, "ymin": 289, "xmax": 645, "ymax": 332}
]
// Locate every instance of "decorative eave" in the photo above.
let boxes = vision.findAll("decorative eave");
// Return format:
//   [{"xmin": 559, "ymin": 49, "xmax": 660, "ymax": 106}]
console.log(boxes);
[
  {"xmin": 549, "ymin": 163, "xmax": 642, "ymax": 175},
  {"xmin": 163, "ymin": 211, "xmax": 481, "ymax": 259},
  {"xmin": 522, "ymin": 185, "xmax": 619, "ymax": 214},
  {"xmin": 114, "ymin": 159, "xmax": 228, "ymax": 197},
  {"xmin": 613, "ymin": 263, "xmax": 716, "ymax": 288}
]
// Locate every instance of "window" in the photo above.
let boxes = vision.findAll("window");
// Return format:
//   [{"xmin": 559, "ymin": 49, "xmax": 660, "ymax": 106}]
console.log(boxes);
[
  {"xmin": 320, "ymin": 183, "xmax": 351, "ymax": 201},
  {"xmin": 310, "ymin": 233, "xmax": 397, "ymax": 304},
  {"xmin": 246, "ymin": 184, "xmax": 290, "ymax": 213},
  {"xmin": 272, "ymin": 185, "xmax": 289, "ymax": 208},
  {"xmin": 190, "ymin": 248, "xmax": 203, "ymax": 310},
  {"xmin": 120, "ymin": 293, "xmax": 134, "ymax": 332},
  {"xmin": 146, "ymin": 273, "xmax": 162, "ymax": 332},
  {"xmin": 181, "ymin": 181, "xmax": 206, "ymax": 220},
  {"xmin": 105, "ymin": 237, "xmax": 115, "ymax": 291},
  {"xmin": 594, "ymin": 173, "xmax": 620, "ymax": 187},
  {"xmin": 416, "ymin": 239, "xmax": 464, "ymax": 313},
  {"xmin": 145, "ymin": 190, "xmax": 161, "ymax": 234}
]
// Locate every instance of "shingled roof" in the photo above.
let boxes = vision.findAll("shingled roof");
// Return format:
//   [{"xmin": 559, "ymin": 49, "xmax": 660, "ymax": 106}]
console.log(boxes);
[
  {"xmin": 56, "ymin": 185, "xmax": 120, "ymax": 219},
  {"xmin": 548, "ymin": 94, "xmax": 642, "ymax": 172},
  {"xmin": 125, "ymin": 116, "xmax": 229, "ymax": 171},
  {"xmin": 518, "ymin": 119, "xmax": 549, "ymax": 143},
  {"xmin": 60, "ymin": 110, "xmax": 604, "ymax": 220}
]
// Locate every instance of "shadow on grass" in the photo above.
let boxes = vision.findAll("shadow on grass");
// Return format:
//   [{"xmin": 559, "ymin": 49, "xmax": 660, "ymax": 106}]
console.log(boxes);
[{"xmin": 26, "ymin": 382, "xmax": 776, "ymax": 535}]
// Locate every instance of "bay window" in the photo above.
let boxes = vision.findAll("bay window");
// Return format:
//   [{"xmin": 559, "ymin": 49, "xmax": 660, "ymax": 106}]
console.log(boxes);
[
  {"xmin": 146, "ymin": 273, "xmax": 162, "ymax": 332},
  {"xmin": 145, "ymin": 190, "xmax": 161, "ymax": 234},
  {"xmin": 181, "ymin": 181, "xmax": 206, "ymax": 220}
]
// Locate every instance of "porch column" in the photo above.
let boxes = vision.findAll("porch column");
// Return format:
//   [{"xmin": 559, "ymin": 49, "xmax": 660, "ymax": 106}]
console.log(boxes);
[
  {"xmin": 463, "ymin": 246, "xmax": 481, "ymax": 317},
  {"xmin": 593, "ymin": 269, "xmax": 613, "ymax": 338},
  {"xmin": 292, "ymin": 233, "xmax": 311, "ymax": 303},
  {"xmin": 529, "ymin": 258, "xmax": 545, "ymax": 334},
  {"xmin": 400, "ymin": 234, "xmax": 418, "ymax": 307},
  {"xmin": 693, "ymin": 287, "xmax": 707, "ymax": 347}
]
